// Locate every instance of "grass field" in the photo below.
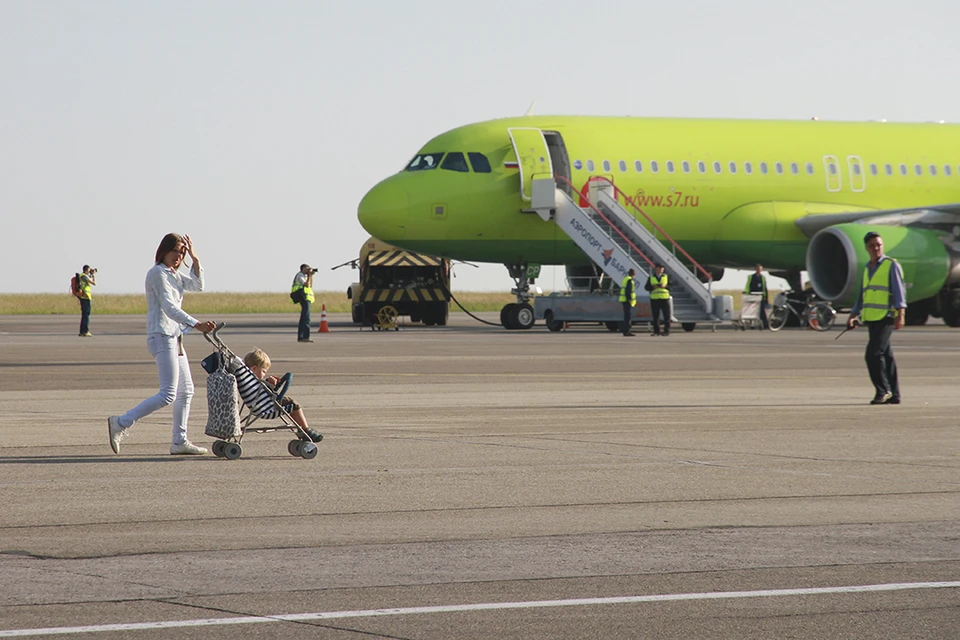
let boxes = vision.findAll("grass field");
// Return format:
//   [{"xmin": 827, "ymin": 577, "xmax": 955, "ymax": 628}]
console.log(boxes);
[{"xmin": 0, "ymin": 290, "xmax": 750, "ymax": 315}]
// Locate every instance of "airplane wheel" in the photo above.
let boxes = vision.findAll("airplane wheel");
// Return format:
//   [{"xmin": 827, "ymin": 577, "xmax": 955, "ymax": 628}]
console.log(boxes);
[
  {"xmin": 681, "ymin": 322, "xmax": 696, "ymax": 333},
  {"xmin": 512, "ymin": 303, "xmax": 535, "ymax": 330},
  {"xmin": 905, "ymin": 305, "xmax": 928, "ymax": 326},
  {"xmin": 500, "ymin": 304, "xmax": 517, "ymax": 329},
  {"xmin": 604, "ymin": 322, "xmax": 620, "ymax": 332},
  {"xmin": 939, "ymin": 289, "xmax": 960, "ymax": 327}
]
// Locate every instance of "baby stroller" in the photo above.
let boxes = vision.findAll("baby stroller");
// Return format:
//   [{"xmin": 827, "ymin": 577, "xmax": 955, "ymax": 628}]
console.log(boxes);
[{"xmin": 201, "ymin": 323, "xmax": 321, "ymax": 460}]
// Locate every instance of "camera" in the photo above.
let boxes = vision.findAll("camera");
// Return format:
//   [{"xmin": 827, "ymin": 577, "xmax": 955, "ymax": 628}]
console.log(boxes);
[
  {"xmin": 310, "ymin": 268, "xmax": 318, "ymax": 274},
  {"xmin": 90, "ymin": 268, "xmax": 97, "ymax": 274}
]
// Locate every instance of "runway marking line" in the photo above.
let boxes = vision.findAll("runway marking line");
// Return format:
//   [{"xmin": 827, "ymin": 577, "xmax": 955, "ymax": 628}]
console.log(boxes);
[{"xmin": 2, "ymin": 581, "xmax": 959, "ymax": 636}]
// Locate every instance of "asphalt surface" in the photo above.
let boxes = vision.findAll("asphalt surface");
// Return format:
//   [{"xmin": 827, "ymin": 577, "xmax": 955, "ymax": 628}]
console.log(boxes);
[{"xmin": 1, "ymin": 313, "xmax": 958, "ymax": 639}]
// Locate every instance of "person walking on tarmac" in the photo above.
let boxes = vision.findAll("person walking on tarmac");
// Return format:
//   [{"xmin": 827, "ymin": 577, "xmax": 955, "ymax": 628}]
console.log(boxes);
[
  {"xmin": 77, "ymin": 265, "xmax": 97, "ymax": 337},
  {"xmin": 646, "ymin": 263, "xmax": 671, "ymax": 336},
  {"xmin": 847, "ymin": 231, "xmax": 906, "ymax": 405},
  {"xmin": 292, "ymin": 264, "xmax": 317, "ymax": 343},
  {"xmin": 744, "ymin": 264, "xmax": 769, "ymax": 329},
  {"xmin": 619, "ymin": 268, "xmax": 637, "ymax": 336}
]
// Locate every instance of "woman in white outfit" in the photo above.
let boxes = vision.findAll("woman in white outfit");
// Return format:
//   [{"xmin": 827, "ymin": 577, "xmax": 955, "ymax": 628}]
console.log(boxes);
[{"xmin": 108, "ymin": 233, "xmax": 217, "ymax": 455}]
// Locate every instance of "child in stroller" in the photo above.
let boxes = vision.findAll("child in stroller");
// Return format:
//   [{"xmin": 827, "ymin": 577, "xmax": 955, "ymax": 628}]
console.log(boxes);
[{"xmin": 229, "ymin": 348, "xmax": 324, "ymax": 443}]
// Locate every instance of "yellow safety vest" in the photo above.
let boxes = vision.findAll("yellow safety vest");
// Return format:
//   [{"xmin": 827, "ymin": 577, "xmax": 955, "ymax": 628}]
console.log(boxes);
[
  {"xmin": 618, "ymin": 275, "xmax": 636, "ymax": 306},
  {"xmin": 80, "ymin": 274, "xmax": 93, "ymax": 300},
  {"xmin": 744, "ymin": 273, "xmax": 767, "ymax": 296},
  {"xmin": 649, "ymin": 274, "xmax": 669, "ymax": 300},
  {"xmin": 861, "ymin": 258, "xmax": 895, "ymax": 322},
  {"xmin": 291, "ymin": 279, "xmax": 315, "ymax": 303}
]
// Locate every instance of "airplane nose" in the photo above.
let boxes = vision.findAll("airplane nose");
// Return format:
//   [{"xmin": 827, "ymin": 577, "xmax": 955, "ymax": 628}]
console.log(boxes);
[{"xmin": 358, "ymin": 179, "xmax": 409, "ymax": 240}]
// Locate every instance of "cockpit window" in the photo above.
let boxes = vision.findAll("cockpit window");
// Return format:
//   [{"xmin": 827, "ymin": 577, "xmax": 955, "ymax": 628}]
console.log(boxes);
[
  {"xmin": 406, "ymin": 153, "xmax": 444, "ymax": 171},
  {"xmin": 441, "ymin": 152, "xmax": 469, "ymax": 173},
  {"xmin": 468, "ymin": 152, "xmax": 491, "ymax": 173}
]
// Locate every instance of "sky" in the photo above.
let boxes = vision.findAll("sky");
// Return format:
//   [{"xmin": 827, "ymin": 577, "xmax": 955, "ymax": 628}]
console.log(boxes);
[{"xmin": 3, "ymin": 0, "xmax": 958, "ymax": 296}]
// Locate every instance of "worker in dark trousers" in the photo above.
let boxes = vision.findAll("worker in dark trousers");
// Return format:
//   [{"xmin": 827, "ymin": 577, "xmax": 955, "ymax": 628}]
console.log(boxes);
[
  {"xmin": 646, "ymin": 263, "xmax": 671, "ymax": 336},
  {"xmin": 847, "ymin": 231, "xmax": 906, "ymax": 404},
  {"xmin": 619, "ymin": 268, "xmax": 636, "ymax": 336},
  {"xmin": 744, "ymin": 264, "xmax": 769, "ymax": 329}
]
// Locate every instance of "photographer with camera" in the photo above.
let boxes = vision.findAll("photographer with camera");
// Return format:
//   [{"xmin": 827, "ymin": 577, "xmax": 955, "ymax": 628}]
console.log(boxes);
[
  {"xmin": 78, "ymin": 265, "xmax": 97, "ymax": 337},
  {"xmin": 291, "ymin": 264, "xmax": 317, "ymax": 343}
]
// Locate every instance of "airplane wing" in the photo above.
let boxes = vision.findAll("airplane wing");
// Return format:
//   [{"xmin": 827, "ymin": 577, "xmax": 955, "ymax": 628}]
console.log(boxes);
[{"xmin": 794, "ymin": 203, "xmax": 960, "ymax": 237}]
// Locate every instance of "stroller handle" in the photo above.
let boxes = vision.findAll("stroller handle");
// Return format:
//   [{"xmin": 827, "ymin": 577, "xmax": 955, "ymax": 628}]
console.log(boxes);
[{"xmin": 204, "ymin": 322, "xmax": 227, "ymax": 347}]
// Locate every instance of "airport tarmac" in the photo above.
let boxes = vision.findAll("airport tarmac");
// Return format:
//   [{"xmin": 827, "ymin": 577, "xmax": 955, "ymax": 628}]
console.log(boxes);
[{"xmin": 1, "ymin": 313, "xmax": 958, "ymax": 639}]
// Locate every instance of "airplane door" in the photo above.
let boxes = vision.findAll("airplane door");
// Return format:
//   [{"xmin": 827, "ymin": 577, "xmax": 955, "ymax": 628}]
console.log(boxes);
[
  {"xmin": 847, "ymin": 156, "xmax": 866, "ymax": 192},
  {"xmin": 822, "ymin": 155, "xmax": 842, "ymax": 192},
  {"xmin": 508, "ymin": 128, "xmax": 553, "ymax": 202}
]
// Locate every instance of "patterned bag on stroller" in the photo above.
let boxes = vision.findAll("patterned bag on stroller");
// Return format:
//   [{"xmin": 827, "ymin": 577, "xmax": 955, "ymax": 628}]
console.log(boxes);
[{"xmin": 202, "ymin": 349, "xmax": 242, "ymax": 439}]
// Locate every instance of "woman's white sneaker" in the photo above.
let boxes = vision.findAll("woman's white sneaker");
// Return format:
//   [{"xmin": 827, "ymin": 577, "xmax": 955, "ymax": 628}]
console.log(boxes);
[
  {"xmin": 107, "ymin": 416, "xmax": 127, "ymax": 454},
  {"xmin": 170, "ymin": 441, "xmax": 208, "ymax": 455}
]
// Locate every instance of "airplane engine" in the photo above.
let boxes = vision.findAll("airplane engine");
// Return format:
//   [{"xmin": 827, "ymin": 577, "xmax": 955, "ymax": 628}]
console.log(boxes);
[{"xmin": 806, "ymin": 224, "xmax": 956, "ymax": 307}]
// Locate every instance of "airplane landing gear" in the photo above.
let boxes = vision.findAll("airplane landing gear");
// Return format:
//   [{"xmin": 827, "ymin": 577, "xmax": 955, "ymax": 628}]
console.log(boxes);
[
  {"xmin": 939, "ymin": 288, "xmax": 960, "ymax": 327},
  {"xmin": 501, "ymin": 263, "xmax": 539, "ymax": 330}
]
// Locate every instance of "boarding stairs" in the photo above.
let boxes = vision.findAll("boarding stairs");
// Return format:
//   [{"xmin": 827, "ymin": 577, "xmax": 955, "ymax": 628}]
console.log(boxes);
[{"xmin": 530, "ymin": 175, "xmax": 731, "ymax": 324}]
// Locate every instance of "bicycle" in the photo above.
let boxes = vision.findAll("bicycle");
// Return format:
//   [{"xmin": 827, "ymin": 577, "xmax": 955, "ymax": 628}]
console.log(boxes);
[{"xmin": 768, "ymin": 291, "xmax": 837, "ymax": 331}]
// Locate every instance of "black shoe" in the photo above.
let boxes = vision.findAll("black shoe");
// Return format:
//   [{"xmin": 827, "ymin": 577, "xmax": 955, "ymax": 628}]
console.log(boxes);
[
  {"xmin": 884, "ymin": 396, "xmax": 901, "ymax": 405},
  {"xmin": 624, "ymin": 332, "xmax": 636, "ymax": 337},
  {"xmin": 870, "ymin": 392, "xmax": 893, "ymax": 405},
  {"xmin": 301, "ymin": 428, "xmax": 324, "ymax": 442}
]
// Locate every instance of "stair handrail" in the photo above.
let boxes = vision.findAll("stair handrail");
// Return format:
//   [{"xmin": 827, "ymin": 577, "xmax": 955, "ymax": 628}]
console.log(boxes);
[
  {"xmin": 553, "ymin": 174, "xmax": 655, "ymax": 270},
  {"xmin": 585, "ymin": 176, "xmax": 714, "ymax": 288}
]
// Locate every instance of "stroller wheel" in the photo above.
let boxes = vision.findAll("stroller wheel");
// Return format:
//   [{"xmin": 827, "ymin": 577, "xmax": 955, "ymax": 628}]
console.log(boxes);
[
  {"xmin": 212, "ymin": 440, "xmax": 226, "ymax": 457},
  {"xmin": 288, "ymin": 440, "xmax": 302, "ymax": 457},
  {"xmin": 300, "ymin": 442, "xmax": 318, "ymax": 460},
  {"xmin": 223, "ymin": 443, "xmax": 242, "ymax": 460}
]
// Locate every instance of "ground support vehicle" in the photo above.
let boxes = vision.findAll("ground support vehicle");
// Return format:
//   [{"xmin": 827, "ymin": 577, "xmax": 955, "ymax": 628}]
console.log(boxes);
[
  {"xmin": 345, "ymin": 237, "xmax": 450, "ymax": 327},
  {"xmin": 534, "ymin": 288, "xmax": 732, "ymax": 333},
  {"xmin": 534, "ymin": 292, "xmax": 654, "ymax": 332}
]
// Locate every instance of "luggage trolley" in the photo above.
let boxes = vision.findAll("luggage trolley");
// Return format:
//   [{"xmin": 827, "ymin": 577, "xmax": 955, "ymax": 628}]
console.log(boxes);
[
  {"xmin": 202, "ymin": 323, "xmax": 321, "ymax": 460},
  {"xmin": 735, "ymin": 293, "xmax": 765, "ymax": 330}
]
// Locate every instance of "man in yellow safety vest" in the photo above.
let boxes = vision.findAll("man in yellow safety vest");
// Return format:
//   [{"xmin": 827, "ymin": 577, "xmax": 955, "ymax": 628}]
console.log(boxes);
[
  {"xmin": 846, "ymin": 232, "xmax": 906, "ymax": 404},
  {"xmin": 646, "ymin": 263, "xmax": 671, "ymax": 336},
  {"xmin": 78, "ymin": 265, "xmax": 96, "ymax": 337},
  {"xmin": 291, "ymin": 264, "xmax": 317, "ymax": 343},
  {"xmin": 618, "ymin": 268, "xmax": 637, "ymax": 337},
  {"xmin": 743, "ymin": 264, "xmax": 768, "ymax": 329}
]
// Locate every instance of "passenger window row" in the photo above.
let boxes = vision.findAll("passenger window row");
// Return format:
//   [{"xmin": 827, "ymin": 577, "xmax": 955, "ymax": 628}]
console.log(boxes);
[
  {"xmin": 871, "ymin": 163, "xmax": 955, "ymax": 177},
  {"xmin": 572, "ymin": 159, "xmax": 960, "ymax": 178}
]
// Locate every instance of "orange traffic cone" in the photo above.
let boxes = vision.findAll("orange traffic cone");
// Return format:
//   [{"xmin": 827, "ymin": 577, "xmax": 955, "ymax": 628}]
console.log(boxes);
[{"xmin": 318, "ymin": 304, "xmax": 331, "ymax": 333}]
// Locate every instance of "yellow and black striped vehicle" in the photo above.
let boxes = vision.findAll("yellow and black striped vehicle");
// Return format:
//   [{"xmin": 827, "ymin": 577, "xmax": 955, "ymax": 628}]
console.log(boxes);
[{"xmin": 346, "ymin": 237, "xmax": 450, "ymax": 326}]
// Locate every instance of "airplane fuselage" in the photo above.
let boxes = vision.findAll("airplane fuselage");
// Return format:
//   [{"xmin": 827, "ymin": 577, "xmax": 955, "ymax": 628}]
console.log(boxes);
[{"xmin": 359, "ymin": 116, "xmax": 960, "ymax": 275}]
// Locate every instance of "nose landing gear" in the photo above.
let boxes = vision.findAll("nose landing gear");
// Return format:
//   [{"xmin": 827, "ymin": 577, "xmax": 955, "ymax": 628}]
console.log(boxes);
[{"xmin": 500, "ymin": 263, "xmax": 539, "ymax": 330}]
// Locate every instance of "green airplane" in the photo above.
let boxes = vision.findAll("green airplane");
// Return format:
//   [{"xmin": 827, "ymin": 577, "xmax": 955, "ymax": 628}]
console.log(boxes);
[{"xmin": 358, "ymin": 116, "xmax": 960, "ymax": 328}]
